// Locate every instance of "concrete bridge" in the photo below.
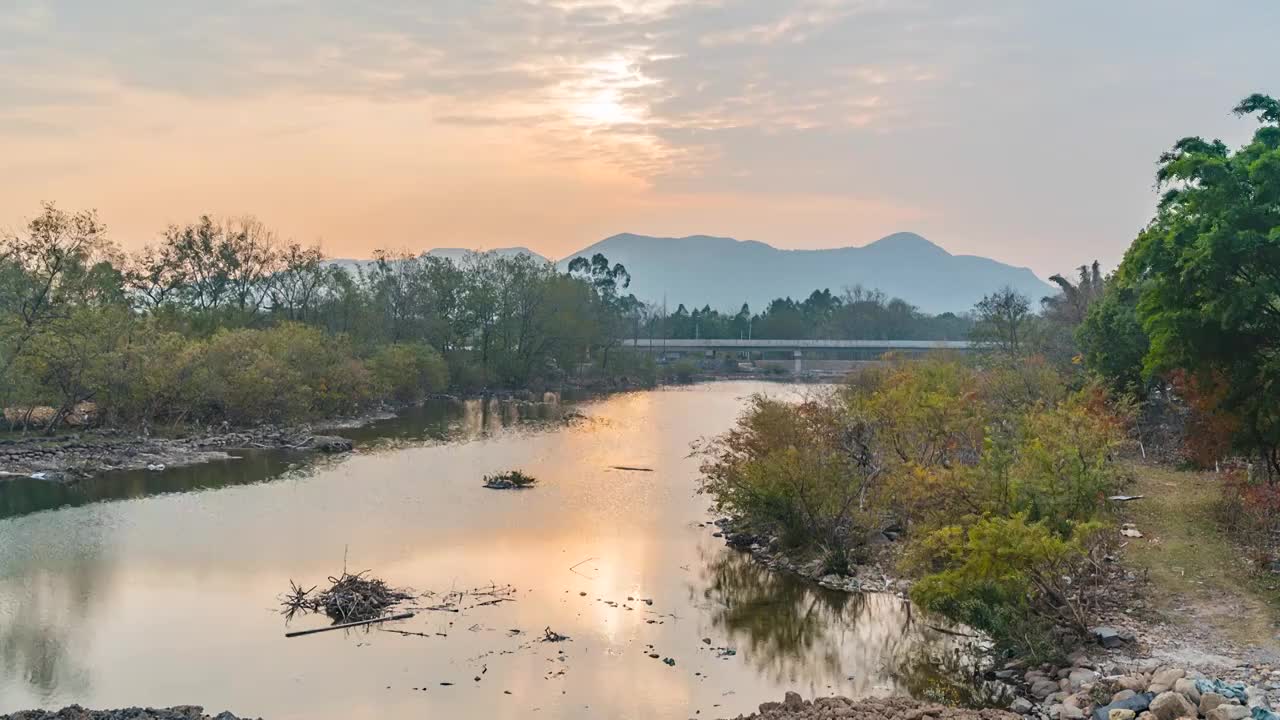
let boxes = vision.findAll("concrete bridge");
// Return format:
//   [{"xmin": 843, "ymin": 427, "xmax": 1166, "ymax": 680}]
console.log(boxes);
[{"xmin": 620, "ymin": 338, "xmax": 973, "ymax": 373}]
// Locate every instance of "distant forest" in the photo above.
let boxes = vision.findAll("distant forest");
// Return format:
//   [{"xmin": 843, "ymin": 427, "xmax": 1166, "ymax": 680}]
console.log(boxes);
[{"xmin": 639, "ymin": 287, "xmax": 972, "ymax": 341}]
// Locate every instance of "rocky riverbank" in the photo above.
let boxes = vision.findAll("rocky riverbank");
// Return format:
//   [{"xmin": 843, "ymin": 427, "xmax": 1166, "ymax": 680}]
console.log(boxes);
[
  {"xmin": 1, "ymin": 706, "xmax": 259, "ymax": 720},
  {"xmin": 0, "ymin": 425, "xmax": 357, "ymax": 483},
  {"xmin": 723, "ymin": 693, "xmax": 1018, "ymax": 720}
]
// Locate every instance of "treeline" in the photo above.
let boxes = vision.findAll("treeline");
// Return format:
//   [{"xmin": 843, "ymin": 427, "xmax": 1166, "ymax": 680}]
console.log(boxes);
[
  {"xmin": 0, "ymin": 207, "xmax": 643, "ymax": 430},
  {"xmin": 648, "ymin": 287, "xmax": 972, "ymax": 341}
]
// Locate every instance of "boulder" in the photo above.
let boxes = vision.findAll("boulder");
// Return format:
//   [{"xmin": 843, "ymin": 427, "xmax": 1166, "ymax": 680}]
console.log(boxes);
[
  {"xmin": 1149, "ymin": 691, "xmax": 1197, "ymax": 720},
  {"xmin": 1092, "ymin": 693, "xmax": 1156, "ymax": 720},
  {"xmin": 1205, "ymin": 706, "xmax": 1250, "ymax": 720},
  {"xmin": 783, "ymin": 692, "xmax": 805, "ymax": 710},
  {"xmin": 1109, "ymin": 711, "xmax": 1136, "ymax": 720},
  {"xmin": 1033, "ymin": 680, "xmax": 1063, "ymax": 699},
  {"xmin": 1011, "ymin": 698, "xmax": 1035, "ymax": 715},
  {"xmin": 1147, "ymin": 685, "xmax": 1169, "ymax": 696},
  {"xmin": 1071, "ymin": 669, "xmax": 1101, "ymax": 689},
  {"xmin": 1151, "ymin": 669, "xmax": 1186, "ymax": 689},
  {"xmin": 1172, "ymin": 678, "xmax": 1200, "ymax": 704},
  {"xmin": 1117, "ymin": 677, "xmax": 1149, "ymax": 693},
  {"xmin": 1199, "ymin": 693, "xmax": 1229, "ymax": 715},
  {"xmin": 1113, "ymin": 691, "xmax": 1137, "ymax": 703}
]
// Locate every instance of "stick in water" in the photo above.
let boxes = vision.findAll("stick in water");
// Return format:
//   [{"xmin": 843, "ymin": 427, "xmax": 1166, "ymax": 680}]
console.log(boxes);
[{"xmin": 285, "ymin": 612, "xmax": 415, "ymax": 638}]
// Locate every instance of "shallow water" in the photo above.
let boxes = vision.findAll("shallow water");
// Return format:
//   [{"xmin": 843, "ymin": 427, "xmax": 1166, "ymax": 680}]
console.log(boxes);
[{"xmin": 0, "ymin": 381, "xmax": 991, "ymax": 718}]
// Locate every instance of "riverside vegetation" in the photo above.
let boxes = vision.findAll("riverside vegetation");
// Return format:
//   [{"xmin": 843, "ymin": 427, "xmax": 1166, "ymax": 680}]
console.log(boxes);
[{"xmin": 699, "ymin": 94, "xmax": 1280, "ymax": 672}]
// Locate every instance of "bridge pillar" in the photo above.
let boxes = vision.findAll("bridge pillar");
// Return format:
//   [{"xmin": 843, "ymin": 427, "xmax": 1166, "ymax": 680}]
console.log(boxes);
[{"xmin": 793, "ymin": 349, "xmax": 802, "ymax": 374}]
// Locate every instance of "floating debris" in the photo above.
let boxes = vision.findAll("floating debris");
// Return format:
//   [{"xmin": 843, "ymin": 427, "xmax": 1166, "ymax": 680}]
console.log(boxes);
[
  {"xmin": 281, "ymin": 570, "xmax": 414, "ymax": 623},
  {"xmin": 542, "ymin": 627, "xmax": 570, "ymax": 642},
  {"xmin": 482, "ymin": 470, "xmax": 537, "ymax": 489}
]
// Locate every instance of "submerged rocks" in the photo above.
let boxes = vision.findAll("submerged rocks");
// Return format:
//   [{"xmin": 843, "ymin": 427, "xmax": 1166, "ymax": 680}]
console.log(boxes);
[
  {"xmin": 731, "ymin": 694, "xmax": 1019, "ymax": 720},
  {"xmin": 301, "ymin": 435, "xmax": 353, "ymax": 453}
]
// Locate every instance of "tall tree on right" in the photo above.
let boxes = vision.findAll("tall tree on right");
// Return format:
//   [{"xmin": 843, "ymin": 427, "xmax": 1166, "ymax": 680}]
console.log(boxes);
[{"xmin": 1120, "ymin": 93, "xmax": 1280, "ymax": 480}]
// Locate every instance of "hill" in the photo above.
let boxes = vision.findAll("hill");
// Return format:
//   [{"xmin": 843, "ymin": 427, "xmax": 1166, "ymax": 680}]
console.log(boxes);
[{"xmin": 557, "ymin": 232, "xmax": 1051, "ymax": 314}]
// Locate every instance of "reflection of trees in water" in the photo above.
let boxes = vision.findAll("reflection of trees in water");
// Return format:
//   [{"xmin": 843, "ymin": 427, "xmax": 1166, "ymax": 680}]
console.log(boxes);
[
  {"xmin": 0, "ymin": 516, "xmax": 108, "ymax": 701},
  {"xmin": 0, "ymin": 450, "xmax": 320, "ymax": 521},
  {"xmin": 694, "ymin": 547, "xmax": 991, "ymax": 703},
  {"xmin": 888, "ymin": 642, "xmax": 1011, "ymax": 708}
]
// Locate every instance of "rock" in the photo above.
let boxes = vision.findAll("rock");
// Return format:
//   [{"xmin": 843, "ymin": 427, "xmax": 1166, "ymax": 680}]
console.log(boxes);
[
  {"xmin": 1245, "ymin": 686, "xmax": 1270, "ymax": 709},
  {"xmin": 1205, "ymin": 706, "xmax": 1250, "ymax": 720},
  {"xmin": 1092, "ymin": 693, "xmax": 1156, "ymax": 720},
  {"xmin": 996, "ymin": 670, "xmax": 1020, "ymax": 681},
  {"xmin": 1071, "ymin": 669, "xmax": 1100, "ymax": 689},
  {"xmin": 1151, "ymin": 669, "xmax": 1186, "ymax": 689},
  {"xmin": 1199, "ymin": 693, "xmax": 1229, "ymax": 715},
  {"xmin": 1148, "ymin": 691, "xmax": 1197, "ymax": 720},
  {"xmin": 1117, "ymin": 677, "xmax": 1149, "ymax": 693},
  {"xmin": 1093, "ymin": 627, "xmax": 1129, "ymax": 649},
  {"xmin": 1147, "ymin": 685, "xmax": 1169, "ymax": 696},
  {"xmin": 1113, "ymin": 691, "xmax": 1137, "ymax": 703},
  {"xmin": 1012, "ymin": 698, "xmax": 1036, "ymax": 714},
  {"xmin": 1034, "ymin": 680, "xmax": 1063, "ymax": 700},
  {"xmin": 305, "ymin": 435, "xmax": 353, "ymax": 453},
  {"xmin": 783, "ymin": 692, "xmax": 805, "ymax": 710},
  {"xmin": 1060, "ymin": 704, "xmax": 1086, "ymax": 719},
  {"xmin": 1172, "ymin": 678, "xmax": 1200, "ymax": 704},
  {"xmin": 1109, "ymin": 711, "xmax": 1136, "ymax": 720}
]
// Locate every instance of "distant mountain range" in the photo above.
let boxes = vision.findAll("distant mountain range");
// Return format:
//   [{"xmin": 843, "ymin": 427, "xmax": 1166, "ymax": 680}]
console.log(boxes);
[
  {"xmin": 557, "ymin": 232, "xmax": 1051, "ymax": 315},
  {"xmin": 330, "ymin": 233, "xmax": 1050, "ymax": 315}
]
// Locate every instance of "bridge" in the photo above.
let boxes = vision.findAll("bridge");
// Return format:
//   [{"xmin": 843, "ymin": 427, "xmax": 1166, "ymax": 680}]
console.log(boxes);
[{"xmin": 620, "ymin": 338, "xmax": 973, "ymax": 373}]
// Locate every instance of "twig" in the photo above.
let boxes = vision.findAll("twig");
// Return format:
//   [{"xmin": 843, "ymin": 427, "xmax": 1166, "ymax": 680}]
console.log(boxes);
[
  {"xmin": 569, "ymin": 557, "xmax": 598, "ymax": 578},
  {"xmin": 285, "ymin": 612, "xmax": 415, "ymax": 638}
]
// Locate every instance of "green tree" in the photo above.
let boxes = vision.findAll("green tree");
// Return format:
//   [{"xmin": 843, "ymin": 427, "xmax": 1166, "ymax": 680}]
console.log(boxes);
[
  {"xmin": 971, "ymin": 287, "xmax": 1031, "ymax": 355},
  {"xmin": 1119, "ymin": 93, "xmax": 1280, "ymax": 479}
]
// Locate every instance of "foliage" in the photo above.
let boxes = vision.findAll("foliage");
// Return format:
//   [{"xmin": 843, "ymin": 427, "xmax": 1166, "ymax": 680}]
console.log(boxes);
[
  {"xmin": 482, "ymin": 470, "xmax": 538, "ymax": 489},
  {"xmin": 697, "ymin": 394, "xmax": 878, "ymax": 550},
  {"xmin": 367, "ymin": 343, "xmax": 448, "ymax": 403},
  {"xmin": 970, "ymin": 287, "xmax": 1032, "ymax": 355},
  {"xmin": 1119, "ymin": 94, "xmax": 1280, "ymax": 480},
  {"xmin": 908, "ymin": 516, "xmax": 1106, "ymax": 661},
  {"xmin": 1, "ymin": 204, "xmax": 644, "ymax": 431},
  {"xmin": 1077, "ymin": 281, "xmax": 1150, "ymax": 396}
]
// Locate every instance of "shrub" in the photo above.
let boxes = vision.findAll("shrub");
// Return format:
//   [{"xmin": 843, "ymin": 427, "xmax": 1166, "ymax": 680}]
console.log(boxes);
[
  {"xmin": 367, "ymin": 342, "xmax": 449, "ymax": 403},
  {"xmin": 908, "ymin": 515, "xmax": 1105, "ymax": 662}
]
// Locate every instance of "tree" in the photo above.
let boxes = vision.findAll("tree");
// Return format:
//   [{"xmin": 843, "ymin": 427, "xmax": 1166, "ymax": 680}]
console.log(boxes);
[
  {"xmin": 1119, "ymin": 93, "xmax": 1280, "ymax": 479},
  {"xmin": 1076, "ymin": 281, "xmax": 1149, "ymax": 395},
  {"xmin": 1042, "ymin": 261, "xmax": 1104, "ymax": 326},
  {"xmin": 971, "ymin": 287, "xmax": 1031, "ymax": 355}
]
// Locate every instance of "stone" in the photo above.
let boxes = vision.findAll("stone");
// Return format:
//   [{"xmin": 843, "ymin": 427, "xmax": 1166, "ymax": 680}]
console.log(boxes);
[
  {"xmin": 1245, "ymin": 686, "xmax": 1270, "ymax": 709},
  {"xmin": 1092, "ymin": 627, "xmax": 1128, "ymax": 649},
  {"xmin": 1071, "ymin": 669, "xmax": 1101, "ymax": 689},
  {"xmin": 1113, "ymin": 691, "xmax": 1137, "ymax": 703},
  {"xmin": 304, "ymin": 435, "xmax": 353, "ymax": 453},
  {"xmin": 1150, "ymin": 669, "xmax": 1186, "ymax": 689},
  {"xmin": 1117, "ymin": 677, "xmax": 1149, "ymax": 693},
  {"xmin": 1092, "ymin": 693, "xmax": 1156, "ymax": 720},
  {"xmin": 1146, "ymin": 685, "xmax": 1169, "ymax": 696},
  {"xmin": 1034, "ymin": 680, "xmax": 1063, "ymax": 700},
  {"xmin": 783, "ymin": 692, "xmax": 805, "ymax": 710},
  {"xmin": 1011, "ymin": 698, "xmax": 1036, "ymax": 714},
  {"xmin": 1109, "ymin": 711, "xmax": 1136, "ymax": 720},
  {"xmin": 1172, "ymin": 678, "xmax": 1200, "ymax": 705},
  {"xmin": 1205, "ymin": 706, "xmax": 1250, "ymax": 720},
  {"xmin": 1200, "ymin": 692, "xmax": 1229, "ymax": 715},
  {"xmin": 1061, "ymin": 705, "xmax": 1086, "ymax": 720},
  {"xmin": 1148, "ymin": 691, "xmax": 1197, "ymax": 720}
]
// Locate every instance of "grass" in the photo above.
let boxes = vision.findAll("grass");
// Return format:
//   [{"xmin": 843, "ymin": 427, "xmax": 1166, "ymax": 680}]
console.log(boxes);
[{"xmin": 1120, "ymin": 462, "xmax": 1280, "ymax": 650}]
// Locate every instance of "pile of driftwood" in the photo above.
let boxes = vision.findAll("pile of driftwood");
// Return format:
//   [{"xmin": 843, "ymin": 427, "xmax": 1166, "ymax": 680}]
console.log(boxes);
[{"xmin": 282, "ymin": 570, "xmax": 414, "ymax": 623}]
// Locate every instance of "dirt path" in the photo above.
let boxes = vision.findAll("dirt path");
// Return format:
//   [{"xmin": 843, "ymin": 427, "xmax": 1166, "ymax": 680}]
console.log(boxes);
[{"xmin": 1119, "ymin": 463, "xmax": 1280, "ymax": 667}]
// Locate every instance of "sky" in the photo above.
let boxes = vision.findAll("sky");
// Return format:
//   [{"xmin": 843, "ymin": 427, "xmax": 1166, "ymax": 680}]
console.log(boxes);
[{"xmin": 1, "ymin": 0, "xmax": 1277, "ymax": 278}]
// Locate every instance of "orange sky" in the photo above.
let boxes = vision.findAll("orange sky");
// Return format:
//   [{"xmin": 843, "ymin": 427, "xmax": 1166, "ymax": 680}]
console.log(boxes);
[{"xmin": 3, "ymin": 1, "xmax": 1277, "ymax": 274}]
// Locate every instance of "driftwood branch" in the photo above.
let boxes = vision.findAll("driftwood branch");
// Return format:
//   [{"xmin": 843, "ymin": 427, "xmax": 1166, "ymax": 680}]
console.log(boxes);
[{"xmin": 285, "ymin": 612, "xmax": 415, "ymax": 638}]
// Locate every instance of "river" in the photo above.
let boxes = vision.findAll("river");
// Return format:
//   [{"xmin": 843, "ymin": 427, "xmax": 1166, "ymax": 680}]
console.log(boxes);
[{"xmin": 0, "ymin": 381, "xmax": 990, "ymax": 718}]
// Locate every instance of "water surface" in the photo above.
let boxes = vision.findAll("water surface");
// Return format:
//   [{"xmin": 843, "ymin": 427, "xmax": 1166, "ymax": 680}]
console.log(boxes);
[{"xmin": 0, "ymin": 382, "xmax": 988, "ymax": 718}]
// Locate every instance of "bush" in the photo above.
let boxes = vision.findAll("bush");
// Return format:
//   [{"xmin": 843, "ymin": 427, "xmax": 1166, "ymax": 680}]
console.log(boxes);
[
  {"xmin": 667, "ymin": 358, "xmax": 698, "ymax": 383},
  {"xmin": 908, "ymin": 515, "xmax": 1106, "ymax": 662},
  {"xmin": 367, "ymin": 342, "xmax": 449, "ymax": 403}
]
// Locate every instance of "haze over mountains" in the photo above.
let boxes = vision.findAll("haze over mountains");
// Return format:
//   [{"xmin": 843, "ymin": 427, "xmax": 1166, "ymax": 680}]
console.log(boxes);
[
  {"xmin": 333, "ymin": 233, "xmax": 1051, "ymax": 315},
  {"xmin": 558, "ymin": 233, "xmax": 1051, "ymax": 315}
]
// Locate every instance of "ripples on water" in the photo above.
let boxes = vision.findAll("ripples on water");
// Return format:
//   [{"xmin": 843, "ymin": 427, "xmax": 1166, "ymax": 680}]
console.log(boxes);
[{"xmin": 0, "ymin": 382, "xmax": 1003, "ymax": 718}]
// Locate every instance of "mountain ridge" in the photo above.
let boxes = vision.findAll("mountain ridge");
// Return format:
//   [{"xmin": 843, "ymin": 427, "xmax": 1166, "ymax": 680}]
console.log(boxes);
[{"xmin": 556, "ymin": 232, "xmax": 1050, "ymax": 315}]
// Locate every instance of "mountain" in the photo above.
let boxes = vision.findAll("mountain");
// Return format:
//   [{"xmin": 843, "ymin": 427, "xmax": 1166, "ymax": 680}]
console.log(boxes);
[{"xmin": 556, "ymin": 232, "xmax": 1052, "ymax": 315}]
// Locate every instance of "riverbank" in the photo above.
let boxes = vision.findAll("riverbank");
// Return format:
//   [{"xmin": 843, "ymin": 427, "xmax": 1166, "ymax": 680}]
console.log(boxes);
[{"xmin": 2, "ymin": 706, "xmax": 258, "ymax": 720}]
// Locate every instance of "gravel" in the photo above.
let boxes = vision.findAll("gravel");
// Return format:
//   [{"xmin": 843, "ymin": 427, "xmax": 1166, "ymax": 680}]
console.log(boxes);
[
  {"xmin": 1, "ymin": 706, "xmax": 259, "ymax": 720},
  {"xmin": 721, "ymin": 693, "xmax": 1019, "ymax": 720}
]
